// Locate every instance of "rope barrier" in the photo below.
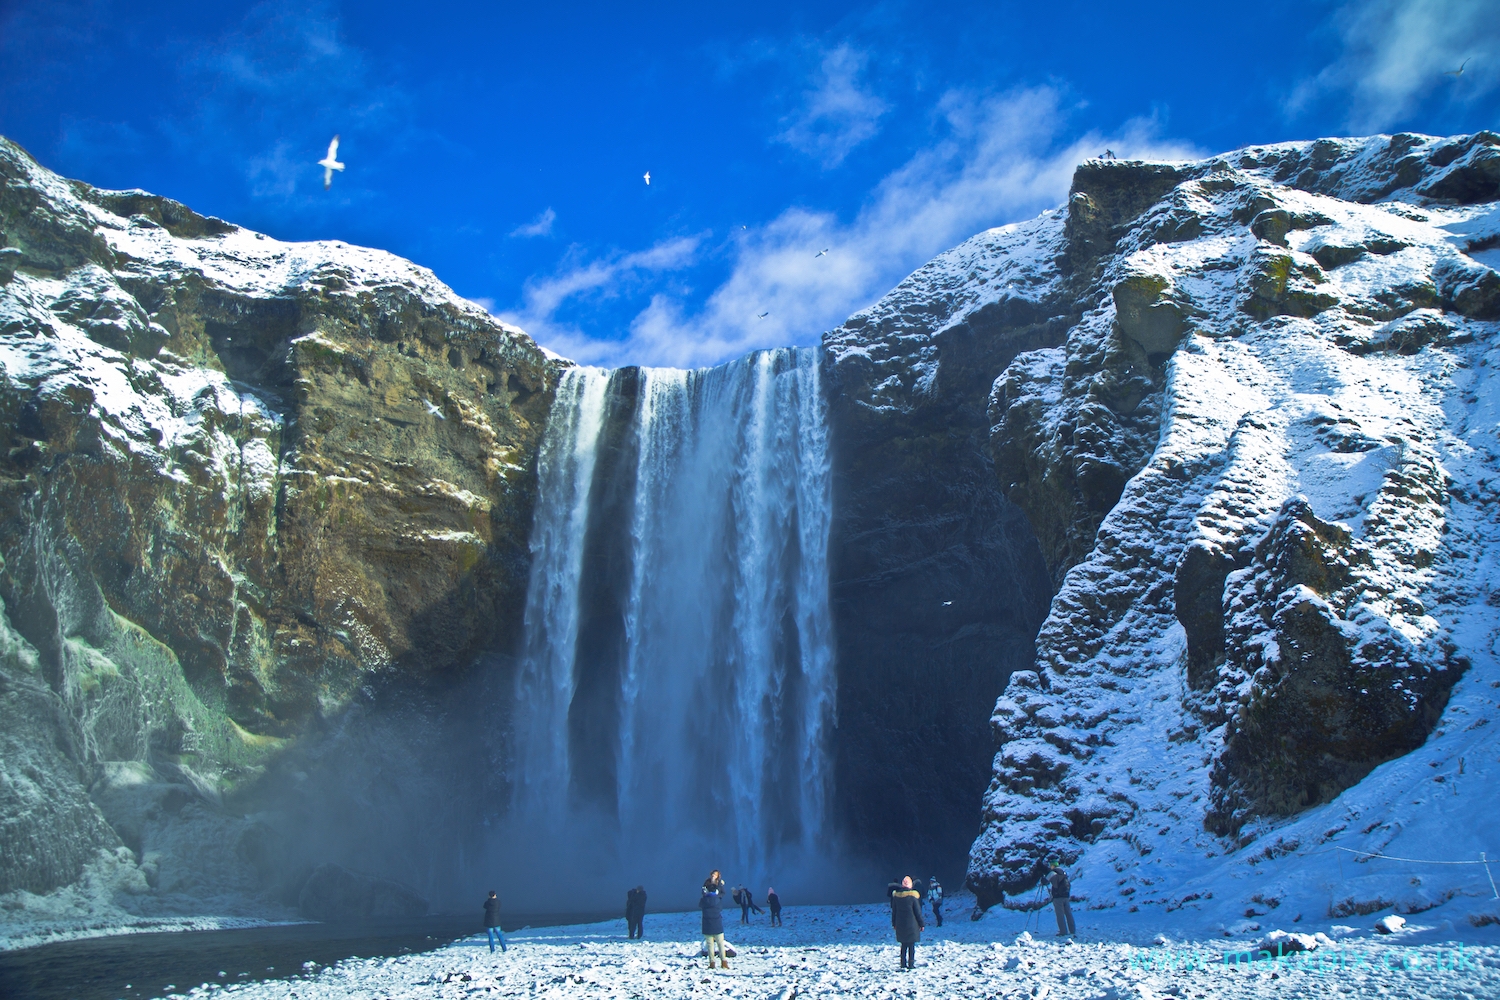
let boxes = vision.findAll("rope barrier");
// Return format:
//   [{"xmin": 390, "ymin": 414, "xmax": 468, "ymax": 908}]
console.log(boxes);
[
  {"xmin": 1333, "ymin": 846, "xmax": 1494, "ymax": 865},
  {"xmin": 1332, "ymin": 846, "xmax": 1499, "ymax": 899}
]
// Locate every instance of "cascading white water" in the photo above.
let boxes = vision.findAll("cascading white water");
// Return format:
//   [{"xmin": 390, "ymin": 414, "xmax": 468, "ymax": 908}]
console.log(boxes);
[{"xmin": 509, "ymin": 347, "xmax": 834, "ymax": 890}]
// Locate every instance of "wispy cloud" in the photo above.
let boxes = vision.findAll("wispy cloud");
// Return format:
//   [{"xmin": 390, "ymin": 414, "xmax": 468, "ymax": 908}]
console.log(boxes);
[
  {"xmin": 180, "ymin": 1, "xmax": 411, "ymax": 201},
  {"xmin": 775, "ymin": 43, "xmax": 888, "ymax": 168},
  {"xmin": 1289, "ymin": 0, "xmax": 1500, "ymax": 131},
  {"xmin": 506, "ymin": 86, "xmax": 1200, "ymax": 369},
  {"xmin": 511, "ymin": 208, "xmax": 557, "ymax": 238},
  {"xmin": 496, "ymin": 235, "xmax": 705, "ymax": 358}
]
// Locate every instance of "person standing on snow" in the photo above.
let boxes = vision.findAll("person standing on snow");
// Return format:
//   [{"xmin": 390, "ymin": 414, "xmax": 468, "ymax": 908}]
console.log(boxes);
[
  {"xmin": 483, "ymin": 890, "xmax": 506, "ymax": 953},
  {"xmin": 767, "ymin": 886, "xmax": 782, "ymax": 926},
  {"xmin": 1048, "ymin": 859, "xmax": 1075, "ymax": 937},
  {"xmin": 928, "ymin": 876, "xmax": 944, "ymax": 927},
  {"xmin": 625, "ymin": 885, "xmax": 647, "ymax": 939},
  {"xmin": 701, "ymin": 874, "xmax": 730, "ymax": 970},
  {"xmin": 890, "ymin": 875, "xmax": 924, "ymax": 970}
]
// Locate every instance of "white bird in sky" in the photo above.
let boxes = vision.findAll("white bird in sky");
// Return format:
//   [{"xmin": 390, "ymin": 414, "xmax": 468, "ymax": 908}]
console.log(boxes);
[
  {"xmin": 643, "ymin": 170, "xmax": 651, "ymax": 186},
  {"xmin": 942, "ymin": 601, "xmax": 953, "ymax": 606},
  {"xmin": 424, "ymin": 399, "xmax": 445, "ymax": 419},
  {"xmin": 1445, "ymin": 58, "xmax": 1470, "ymax": 78},
  {"xmin": 814, "ymin": 248, "xmax": 830, "ymax": 257},
  {"xmin": 757, "ymin": 311, "xmax": 770, "ymax": 319},
  {"xmin": 318, "ymin": 135, "xmax": 345, "ymax": 189}
]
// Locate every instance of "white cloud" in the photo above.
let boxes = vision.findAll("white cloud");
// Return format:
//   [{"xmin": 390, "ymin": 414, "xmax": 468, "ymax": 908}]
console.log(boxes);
[
  {"xmin": 511, "ymin": 208, "xmax": 557, "ymax": 238},
  {"xmin": 775, "ymin": 44, "xmax": 888, "ymax": 167},
  {"xmin": 506, "ymin": 86, "xmax": 1200, "ymax": 370},
  {"xmin": 495, "ymin": 236, "xmax": 704, "ymax": 357},
  {"xmin": 1290, "ymin": 0, "xmax": 1500, "ymax": 131}
]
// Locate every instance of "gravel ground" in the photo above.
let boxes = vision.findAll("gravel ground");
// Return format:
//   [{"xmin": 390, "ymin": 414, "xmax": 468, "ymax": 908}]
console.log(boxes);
[{"xmin": 142, "ymin": 901, "xmax": 1500, "ymax": 1000}]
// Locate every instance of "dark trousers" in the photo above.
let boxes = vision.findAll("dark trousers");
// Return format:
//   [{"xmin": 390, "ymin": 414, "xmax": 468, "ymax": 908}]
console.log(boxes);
[
  {"xmin": 1053, "ymin": 896, "xmax": 1075, "ymax": 935},
  {"xmin": 627, "ymin": 914, "xmax": 643, "ymax": 938},
  {"xmin": 770, "ymin": 908, "xmax": 782, "ymax": 926},
  {"xmin": 932, "ymin": 900, "xmax": 943, "ymax": 927},
  {"xmin": 899, "ymin": 941, "xmax": 915, "ymax": 968}
]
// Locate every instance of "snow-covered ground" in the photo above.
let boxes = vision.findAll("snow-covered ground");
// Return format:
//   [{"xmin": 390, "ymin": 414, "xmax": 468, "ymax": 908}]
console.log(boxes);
[{"xmin": 147, "ymin": 900, "xmax": 1500, "ymax": 1000}]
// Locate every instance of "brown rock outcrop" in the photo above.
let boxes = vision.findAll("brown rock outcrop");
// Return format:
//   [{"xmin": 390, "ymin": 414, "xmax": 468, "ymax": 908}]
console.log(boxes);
[{"xmin": 0, "ymin": 136, "xmax": 557, "ymax": 897}]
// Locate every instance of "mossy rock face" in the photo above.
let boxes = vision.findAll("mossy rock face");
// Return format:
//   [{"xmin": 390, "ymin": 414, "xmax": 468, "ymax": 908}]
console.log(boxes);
[
  {"xmin": 1112, "ymin": 270, "xmax": 1187, "ymax": 354},
  {"xmin": 0, "ymin": 136, "xmax": 559, "ymax": 897},
  {"xmin": 1240, "ymin": 247, "xmax": 1339, "ymax": 319}
]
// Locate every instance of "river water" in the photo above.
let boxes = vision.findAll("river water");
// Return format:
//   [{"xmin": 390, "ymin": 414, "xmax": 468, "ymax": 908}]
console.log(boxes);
[{"xmin": 0, "ymin": 912, "xmax": 613, "ymax": 1000}]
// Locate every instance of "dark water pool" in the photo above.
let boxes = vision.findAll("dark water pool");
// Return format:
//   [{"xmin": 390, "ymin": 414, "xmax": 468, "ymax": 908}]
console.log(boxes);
[{"xmin": 0, "ymin": 912, "xmax": 615, "ymax": 1000}]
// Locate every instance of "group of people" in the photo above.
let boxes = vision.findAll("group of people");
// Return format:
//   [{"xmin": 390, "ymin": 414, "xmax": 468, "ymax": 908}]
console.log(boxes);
[
  {"xmin": 729, "ymin": 884, "xmax": 782, "ymax": 925},
  {"xmin": 481, "ymin": 857, "xmax": 1078, "ymax": 970}
]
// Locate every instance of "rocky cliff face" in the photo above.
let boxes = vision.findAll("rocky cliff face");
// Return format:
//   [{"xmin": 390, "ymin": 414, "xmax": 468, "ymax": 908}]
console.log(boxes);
[
  {"xmin": 0, "ymin": 137, "xmax": 555, "ymax": 920},
  {"xmin": 965, "ymin": 132, "xmax": 1500, "ymax": 925},
  {"xmin": 820, "ymin": 221, "xmax": 1061, "ymax": 875}
]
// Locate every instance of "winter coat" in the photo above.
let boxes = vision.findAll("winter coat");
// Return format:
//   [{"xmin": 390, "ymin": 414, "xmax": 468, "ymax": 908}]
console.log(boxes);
[
  {"xmin": 929, "ymin": 880, "xmax": 944, "ymax": 904},
  {"xmin": 1048, "ymin": 869, "xmax": 1071, "ymax": 899},
  {"xmin": 767, "ymin": 891, "xmax": 781, "ymax": 913},
  {"xmin": 483, "ymin": 895, "xmax": 502, "ymax": 928},
  {"xmin": 700, "ymin": 889, "xmax": 726, "ymax": 935},
  {"xmin": 890, "ymin": 888, "xmax": 924, "ymax": 944},
  {"xmin": 626, "ymin": 888, "xmax": 646, "ymax": 918}
]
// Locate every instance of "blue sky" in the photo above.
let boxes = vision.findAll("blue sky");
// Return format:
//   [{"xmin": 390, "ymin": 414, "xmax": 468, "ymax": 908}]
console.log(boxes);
[{"xmin": 2, "ymin": 0, "xmax": 1498, "ymax": 367}]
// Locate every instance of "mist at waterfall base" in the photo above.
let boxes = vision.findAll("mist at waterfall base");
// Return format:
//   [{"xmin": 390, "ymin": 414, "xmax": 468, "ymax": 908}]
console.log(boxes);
[{"xmin": 470, "ymin": 348, "xmax": 877, "ymax": 913}]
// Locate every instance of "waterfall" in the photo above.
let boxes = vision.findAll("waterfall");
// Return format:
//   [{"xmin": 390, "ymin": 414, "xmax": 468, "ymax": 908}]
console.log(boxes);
[{"xmin": 508, "ymin": 347, "xmax": 834, "ymax": 891}]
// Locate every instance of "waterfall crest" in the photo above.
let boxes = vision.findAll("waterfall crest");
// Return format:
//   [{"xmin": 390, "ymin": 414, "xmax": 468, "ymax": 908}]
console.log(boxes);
[{"xmin": 508, "ymin": 347, "xmax": 835, "ymax": 891}]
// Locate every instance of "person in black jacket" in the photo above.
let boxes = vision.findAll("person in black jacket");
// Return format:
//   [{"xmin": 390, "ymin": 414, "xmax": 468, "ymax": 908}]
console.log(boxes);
[
  {"xmin": 483, "ymin": 890, "xmax": 506, "ymax": 953},
  {"xmin": 625, "ymin": 885, "xmax": 647, "ymax": 939},
  {"xmin": 735, "ymin": 885, "xmax": 762, "ymax": 923},
  {"xmin": 700, "ymin": 874, "xmax": 729, "ymax": 969},
  {"xmin": 890, "ymin": 875, "xmax": 924, "ymax": 969},
  {"xmin": 766, "ymin": 886, "xmax": 782, "ymax": 927},
  {"xmin": 1048, "ymin": 860, "xmax": 1075, "ymax": 936}
]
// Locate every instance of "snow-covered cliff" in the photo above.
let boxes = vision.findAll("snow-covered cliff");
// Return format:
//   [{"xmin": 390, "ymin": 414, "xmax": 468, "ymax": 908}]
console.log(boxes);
[
  {"xmin": 808, "ymin": 129, "xmax": 1500, "ymax": 931},
  {"xmin": 958, "ymin": 132, "xmax": 1500, "ymax": 929}
]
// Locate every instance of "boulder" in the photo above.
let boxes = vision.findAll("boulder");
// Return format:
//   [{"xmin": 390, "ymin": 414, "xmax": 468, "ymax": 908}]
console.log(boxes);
[{"xmin": 1112, "ymin": 269, "xmax": 1187, "ymax": 355}]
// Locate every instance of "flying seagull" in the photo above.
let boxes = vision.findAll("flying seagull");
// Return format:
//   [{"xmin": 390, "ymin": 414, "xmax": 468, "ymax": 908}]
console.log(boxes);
[
  {"xmin": 757, "ymin": 311, "xmax": 770, "ymax": 319},
  {"xmin": 643, "ymin": 170, "xmax": 651, "ymax": 186},
  {"xmin": 814, "ymin": 248, "xmax": 829, "ymax": 258},
  {"xmin": 318, "ymin": 135, "xmax": 345, "ymax": 189},
  {"xmin": 942, "ymin": 601, "xmax": 953, "ymax": 606},
  {"xmin": 1445, "ymin": 58, "xmax": 1470, "ymax": 77},
  {"xmin": 424, "ymin": 399, "xmax": 445, "ymax": 419}
]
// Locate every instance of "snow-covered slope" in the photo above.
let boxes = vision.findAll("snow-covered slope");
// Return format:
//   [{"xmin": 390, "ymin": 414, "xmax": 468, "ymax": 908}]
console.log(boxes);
[{"xmin": 955, "ymin": 132, "xmax": 1500, "ymax": 932}]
